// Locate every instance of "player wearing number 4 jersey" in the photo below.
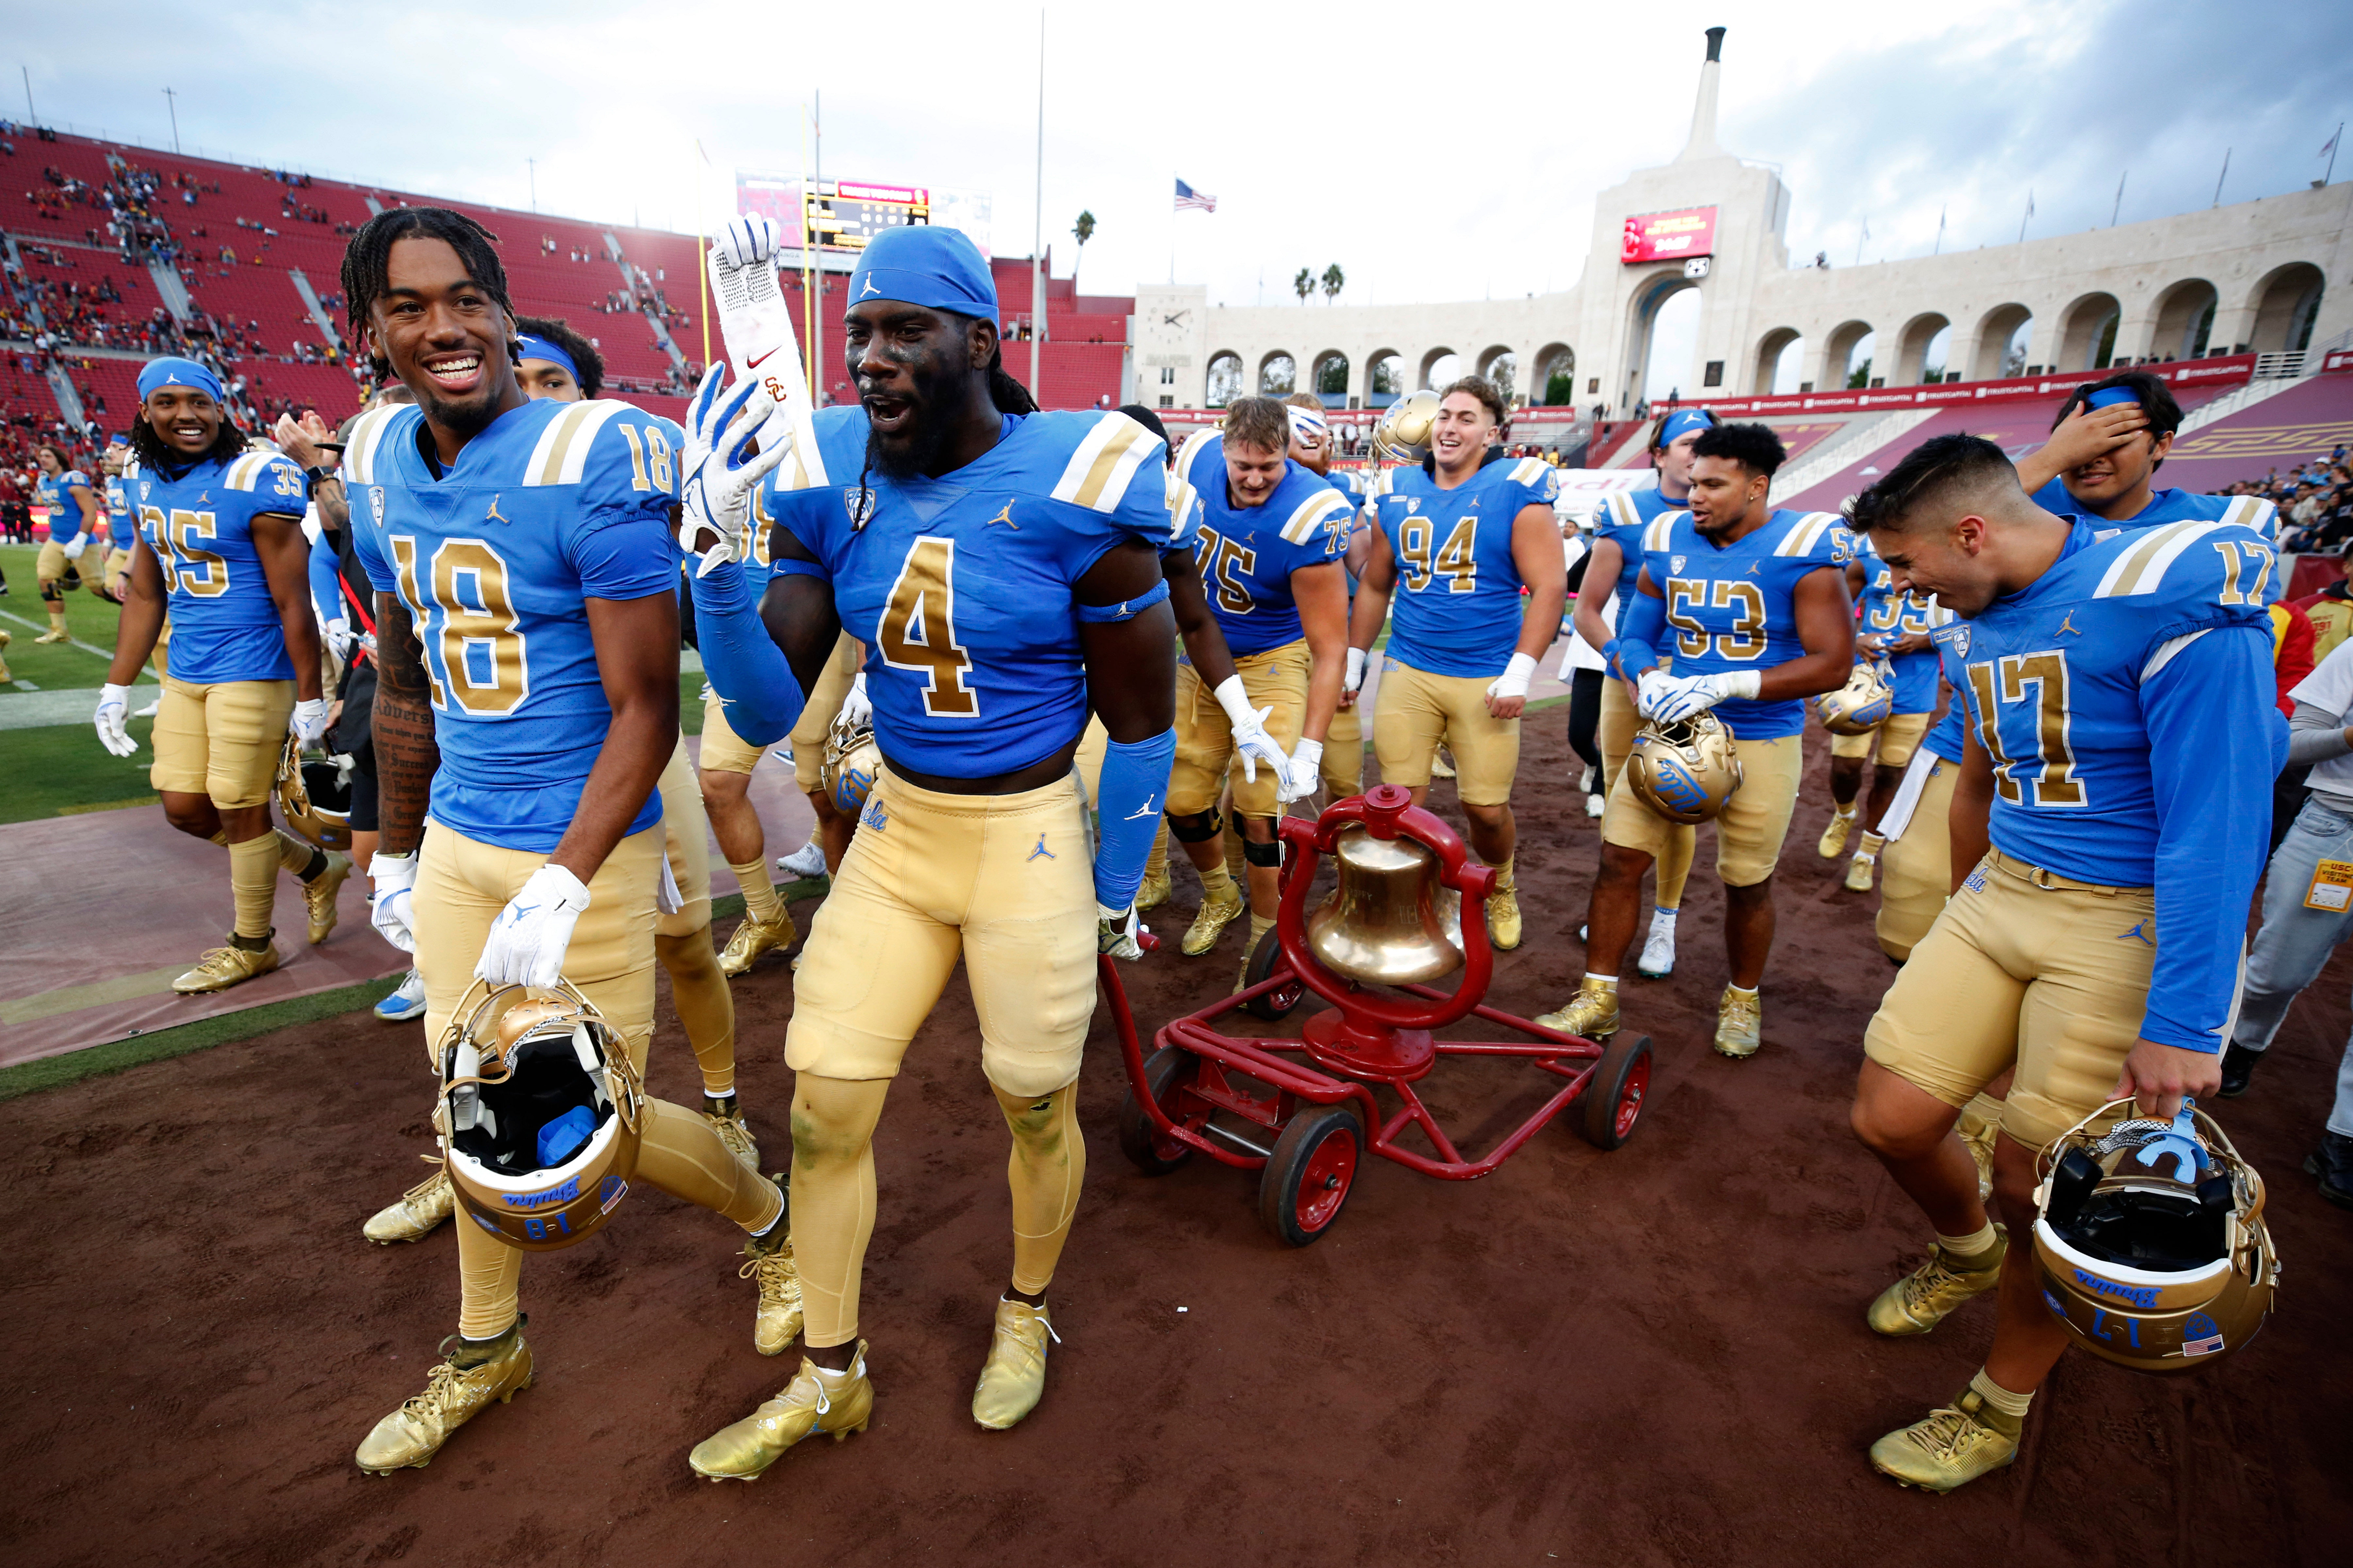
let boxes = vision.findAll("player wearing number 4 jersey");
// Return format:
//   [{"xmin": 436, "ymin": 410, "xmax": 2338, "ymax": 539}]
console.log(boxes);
[
  {"xmin": 97, "ymin": 356, "xmax": 347, "ymax": 995},
  {"xmin": 336, "ymin": 209, "xmax": 794, "ymax": 1475},
  {"xmin": 1846, "ymin": 434, "xmax": 2280, "ymax": 1492},
  {"xmin": 689, "ymin": 220, "xmax": 1177, "ymax": 1479},
  {"xmin": 1542, "ymin": 422, "xmax": 1855, "ymax": 1056}
]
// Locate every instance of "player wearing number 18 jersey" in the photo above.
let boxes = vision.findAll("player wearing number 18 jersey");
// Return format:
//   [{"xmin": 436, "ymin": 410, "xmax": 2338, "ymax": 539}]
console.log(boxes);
[
  {"xmin": 1846, "ymin": 433, "xmax": 2280, "ymax": 1492},
  {"xmin": 1824, "ymin": 536, "xmax": 1952, "ymax": 893}
]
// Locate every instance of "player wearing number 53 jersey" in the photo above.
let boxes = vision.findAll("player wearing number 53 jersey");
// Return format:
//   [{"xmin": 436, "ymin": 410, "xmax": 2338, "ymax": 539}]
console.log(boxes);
[
  {"xmin": 1349, "ymin": 376, "xmax": 1566, "ymax": 950},
  {"xmin": 1846, "ymin": 434, "xmax": 2281, "ymax": 1492},
  {"xmin": 689, "ymin": 222, "xmax": 1179, "ymax": 1478},
  {"xmin": 336, "ymin": 209, "xmax": 794, "ymax": 1477},
  {"xmin": 97, "ymin": 355, "xmax": 344, "ymax": 995}
]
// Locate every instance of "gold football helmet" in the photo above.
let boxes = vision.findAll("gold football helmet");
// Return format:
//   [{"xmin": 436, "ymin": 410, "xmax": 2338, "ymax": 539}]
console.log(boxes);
[
  {"xmin": 438, "ymin": 981, "xmax": 645, "ymax": 1253},
  {"xmin": 822, "ymin": 711, "xmax": 883, "ymax": 815},
  {"xmin": 1628, "ymin": 711, "xmax": 1742, "ymax": 824},
  {"xmin": 2031, "ymin": 1099, "xmax": 2280, "ymax": 1375},
  {"xmin": 275, "ymin": 735, "xmax": 353, "ymax": 851},
  {"xmin": 1816, "ymin": 660, "xmax": 1895, "ymax": 737},
  {"xmin": 1371, "ymin": 390, "xmax": 1442, "ymax": 465}
]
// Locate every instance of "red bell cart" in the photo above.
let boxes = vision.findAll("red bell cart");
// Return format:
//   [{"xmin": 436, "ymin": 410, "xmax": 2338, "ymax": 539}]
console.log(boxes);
[{"xmin": 1100, "ymin": 785, "xmax": 1652, "ymax": 1246}]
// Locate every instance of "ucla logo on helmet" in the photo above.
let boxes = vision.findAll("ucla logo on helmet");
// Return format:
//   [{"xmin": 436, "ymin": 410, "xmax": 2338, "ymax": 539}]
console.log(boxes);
[{"xmin": 1654, "ymin": 760, "xmax": 1710, "ymax": 814}]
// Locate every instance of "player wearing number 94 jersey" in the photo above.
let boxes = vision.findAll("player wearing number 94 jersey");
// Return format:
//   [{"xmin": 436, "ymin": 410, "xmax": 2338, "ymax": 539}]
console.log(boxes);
[
  {"xmin": 688, "ymin": 221, "xmax": 1178, "ymax": 1479},
  {"xmin": 1845, "ymin": 433, "xmax": 2281, "ymax": 1493}
]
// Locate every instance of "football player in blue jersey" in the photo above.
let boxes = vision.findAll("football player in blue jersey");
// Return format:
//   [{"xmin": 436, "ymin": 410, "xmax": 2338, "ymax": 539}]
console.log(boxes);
[
  {"xmin": 1166, "ymin": 397, "xmax": 1350, "ymax": 977},
  {"xmin": 100, "ymin": 433, "xmax": 137, "ymax": 602},
  {"xmin": 93, "ymin": 358, "xmax": 348, "ymax": 992},
  {"xmin": 1822, "ymin": 535, "xmax": 1951, "ymax": 892},
  {"xmin": 32, "ymin": 443, "xmax": 98, "ymax": 642},
  {"xmin": 1285, "ymin": 393, "xmax": 1375, "ymax": 801},
  {"xmin": 684, "ymin": 222, "xmax": 1178, "ymax": 1478},
  {"xmin": 1345, "ymin": 376, "xmax": 1567, "ymax": 949},
  {"xmin": 333, "ymin": 209, "xmax": 797, "ymax": 1474},
  {"xmin": 1539, "ymin": 423, "xmax": 1855, "ymax": 1056},
  {"xmin": 2013, "ymin": 371, "xmax": 2278, "ymax": 538},
  {"xmin": 1844, "ymin": 433, "xmax": 2279, "ymax": 1492},
  {"xmin": 1574, "ymin": 409, "xmax": 1716, "ymax": 976}
]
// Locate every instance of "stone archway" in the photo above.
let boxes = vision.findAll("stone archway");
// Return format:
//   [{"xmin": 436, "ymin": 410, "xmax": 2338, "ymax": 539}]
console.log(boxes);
[
  {"xmin": 1889, "ymin": 311, "xmax": 1952, "ymax": 385},
  {"xmin": 1751, "ymin": 326, "xmax": 1800, "ymax": 395},
  {"xmin": 2247, "ymin": 262, "xmax": 2326, "ymax": 354},
  {"xmin": 2057, "ymin": 292, "xmax": 2122, "ymax": 372},
  {"xmin": 2147, "ymin": 278, "xmax": 2218, "ymax": 361},
  {"xmin": 1968, "ymin": 303, "xmax": 2032, "ymax": 381},
  {"xmin": 1419, "ymin": 346, "xmax": 1459, "ymax": 389},
  {"xmin": 1205, "ymin": 351, "xmax": 1243, "ymax": 407},
  {"xmin": 1258, "ymin": 351, "xmax": 1297, "ymax": 395}
]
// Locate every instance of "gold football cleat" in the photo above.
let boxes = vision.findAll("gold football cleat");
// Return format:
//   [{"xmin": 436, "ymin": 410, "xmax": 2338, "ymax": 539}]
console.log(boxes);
[
  {"xmin": 689, "ymin": 1342, "xmax": 873, "ymax": 1481},
  {"xmin": 707, "ymin": 1108, "xmax": 760, "ymax": 1173},
  {"xmin": 0, "ymin": 627, "xmax": 12, "ymax": 681},
  {"xmin": 742, "ymin": 1227, "xmax": 805, "ymax": 1356},
  {"xmin": 304, "ymin": 850, "xmax": 352, "ymax": 944},
  {"xmin": 1135, "ymin": 863, "xmax": 1172, "ymax": 912},
  {"xmin": 1430, "ymin": 749, "xmax": 1457, "ymax": 780},
  {"xmin": 1867, "ymin": 1226, "xmax": 2007, "ymax": 1336},
  {"xmin": 1181, "ymin": 886, "xmax": 1245, "ymax": 956},
  {"xmin": 1486, "ymin": 868, "xmax": 1523, "ymax": 951},
  {"xmin": 1818, "ymin": 808, "xmax": 1856, "ymax": 859},
  {"xmin": 171, "ymin": 939, "xmax": 280, "ymax": 994},
  {"xmin": 1714, "ymin": 986, "xmax": 1763, "ymax": 1058},
  {"xmin": 1844, "ymin": 851, "xmax": 1877, "ymax": 893},
  {"xmin": 364, "ymin": 1159, "xmax": 456, "ymax": 1244},
  {"xmin": 356, "ymin": 1319, "xmax": 534, "ymax": 1474},
  {"xmin": 719, "ymin": 911, "xmax": 797, "ymax": 977},
  {"xmin": 1869, "ymin": 1388, "xmax": 2022, "ymax": 1492},
  {"xmin": 1534, "ymin": 975, "xmax": 1619, "ymax": 1039},
  {"xmin": 972, "ymin": 1298, "xmax": 1058, "ymax": 1431},
  {"xmin": 34, "ymin": 627, "xmax": 71, "ymax": 645}
]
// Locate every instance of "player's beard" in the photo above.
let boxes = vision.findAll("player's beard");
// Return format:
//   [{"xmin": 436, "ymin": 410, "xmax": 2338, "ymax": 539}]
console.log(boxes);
[{"xmin": 864, "ymin": 354, "xmax": 977, "ymax": 482}]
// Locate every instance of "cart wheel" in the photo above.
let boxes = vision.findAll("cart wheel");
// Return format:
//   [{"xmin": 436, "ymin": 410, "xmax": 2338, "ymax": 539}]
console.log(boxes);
[
  {"xmin": 1578, "ymin": 1032, "xmax": 1653, "ymax": 1151},
  {"xmin": 1257, "ymin": 1104, "xmax": 1362, "ymax": 1247},
  {"xmin": 1119, "ymin": 1047, "xmax": 1199, "ymax": 1175},
  {"xmin": 1240, "ymin": 923, "xmax": 1305, "ymax": 1022}
]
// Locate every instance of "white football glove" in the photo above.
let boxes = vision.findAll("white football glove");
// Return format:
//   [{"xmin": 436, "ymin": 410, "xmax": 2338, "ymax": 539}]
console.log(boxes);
[
  {"xmin": 840, "ymin": 671, "xmax": 872, "ymax": 727},
  {"xmin": 1214, "ymin": 675, "xmax": 1289, "ymax": 785},
  {"xmin": 371, "ymin": 851, "xmax": 419, "ymax": 955},
  {"xmin": 94, "ymin": 682, "xmax": 137, "ymax": 757},
  {"xmin": 1640, "ymin": 669, "xmax": 1760, "ymax": 723},
  {"xmin": 708, "ymin": 214, "xmax": 809, "ymax": 394},
  {"xmin": 63, "ymin": 533, "xmax": 89, "ymax": 560},
  {"xmin": 677, "ymin": 360, "xmax": 793, "ymax": 577},
  {"xmin": 474, "ymin": 863, "xmax": 593, "ymax": 988},
  {"xmin": 1281, "ymin": 737, "xmax": 1325, "ymax": 805},
  {"xmin": 324, "ymin": 616, "xmax": 356, "ymax": 663},
  {"xmin": 1098, "ymin": 902, "xmax": 1149, "ymax": 961},
  {"xmin": 290, "ymin": 696, "xmax": 332, "ymax": 747}
]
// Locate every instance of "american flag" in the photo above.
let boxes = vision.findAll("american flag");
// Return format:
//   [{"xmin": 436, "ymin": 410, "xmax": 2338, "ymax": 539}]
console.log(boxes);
[{"xmin": 1174, "ymin": 178, "xmax": 1217, "ymax": 213}]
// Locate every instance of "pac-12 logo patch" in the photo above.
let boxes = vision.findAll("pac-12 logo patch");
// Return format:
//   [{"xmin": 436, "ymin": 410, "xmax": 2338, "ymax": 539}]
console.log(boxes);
[
  {"xmin": 846, "ymin": 487, "xmax": 876, "ymax": 530},
  {"xmin": 1671, "ymin": 555, "xmax": 1686, "ymax": 573}
]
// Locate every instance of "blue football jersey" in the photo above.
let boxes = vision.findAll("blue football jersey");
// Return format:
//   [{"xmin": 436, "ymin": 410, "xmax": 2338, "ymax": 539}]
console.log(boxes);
[
  {"xmin": 37, "ymin": 468, "xmax": 91, "ymax": 544},
  {"xmin": 784, "ymin": 408, "xmax": 1175, "ymax": 778},
  {"xmin": 2030, "ymin": 477, "xmax": 2278, "ymax": 544},
  {"xmin": 104, "ymin": 470, "xmax": 137, "ymax": 547},
  {"xmin": 1594, "ymin": 486, "xmax": 1685, "ymax": 637},
  {"xmin": 1173, "ymin": 433, "xmax": 1350, "ymax": 657},
  {"xmin": 135, "ymin": 449, "xmax": 308, "ymax": 682},
  {"xmin": 1854, "ymin": 541, "xmax": 1951, "ymax": 714},
  {"xmin": 1635, "ymin": 508, "xmax": 1855, "ymax": 740},
  {"xmin": 1937, "ymin": 515, "xmax": 2283, "ymax": 1049},
  {"xmin": 1370, "ymin": 452, "xmax": 1561, "ymax": 677},
  {"xmin": 755, "ymin": 403, "xmax": 872, "ymax": 599},
  {"xmin": 344, "ymin": 396, "xmax": 680, "ymax": 852}
]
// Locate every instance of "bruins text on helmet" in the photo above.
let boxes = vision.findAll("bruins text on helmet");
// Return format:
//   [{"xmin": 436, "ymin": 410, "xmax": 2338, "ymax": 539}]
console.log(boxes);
[
  {"xmin": 822, "ymin": 709, "xmax": 883, "ymax": 815},
  {"xmin": 275, "ymin": 735, "xmax": 354, "ymax": 851},
  {"xmin": 438, "ymin": 981, "xmax": 646, "ymax": 1252},
  {"xmin": 2032, "ymin": 1098, "xmax": 2280, "ymax": 1374},
  {"xmin": 1628, "ymin": 711, "xmax": 1743, "ymax": 824},
  {"xmin": 1816, "ymin": 659, "xmax": 1895, "ymax": 737},
  {"xmin": 1371, "ymin": 389, "xmax": 1443, "ymax": 465}
]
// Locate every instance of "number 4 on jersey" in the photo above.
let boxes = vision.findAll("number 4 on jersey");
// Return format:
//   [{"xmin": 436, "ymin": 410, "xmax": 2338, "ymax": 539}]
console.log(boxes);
[{"xmin": 880, "ymin": 536, "xmax": 980, "ymax": 717}]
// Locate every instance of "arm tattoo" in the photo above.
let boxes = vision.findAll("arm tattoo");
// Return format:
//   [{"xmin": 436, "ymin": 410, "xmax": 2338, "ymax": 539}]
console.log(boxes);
[
  {"xmin": 372, "ymin": 592, "xmax": 439, "ymax": 857},
  {"xmin": 314, "ymin": 476, "xmax": 350, "ymax": 538}
]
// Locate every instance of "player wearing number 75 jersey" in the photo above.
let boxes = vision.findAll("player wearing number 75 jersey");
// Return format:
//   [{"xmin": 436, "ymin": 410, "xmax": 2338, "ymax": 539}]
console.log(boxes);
[
  {"xmin": 1844, "ymin": 434, "xmax": 2282, "ymax": 1493},
  {"xmin": 687, "ymin": 221, "xmax": 1178, "ymax": 1479}
]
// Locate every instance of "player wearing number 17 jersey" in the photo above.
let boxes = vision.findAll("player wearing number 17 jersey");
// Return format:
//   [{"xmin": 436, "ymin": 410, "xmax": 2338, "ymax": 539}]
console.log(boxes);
[
  {"xmin": 688, "ymin": 222, "xmax": 1178, "ymax": 1478},
  {"xmin": 1845, "ymin": 433, "xmax": 2280, "ymax": 1492}
]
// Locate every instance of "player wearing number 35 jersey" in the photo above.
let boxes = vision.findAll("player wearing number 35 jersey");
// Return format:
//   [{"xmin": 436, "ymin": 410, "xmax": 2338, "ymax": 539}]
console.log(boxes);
[
  {"xmin": 1845, "ymin": 433, "xmax": 2280, "ymax": 1493},
  {"xmin": 689, "ymin": 222, "xmax": 1178, "ymax": 1479}
]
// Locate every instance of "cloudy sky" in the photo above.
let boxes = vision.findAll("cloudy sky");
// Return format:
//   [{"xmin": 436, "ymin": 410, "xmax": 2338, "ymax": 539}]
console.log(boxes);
[{"xmin": 11, "ymin": 0, "xmax": 2347, "ymax": 319}]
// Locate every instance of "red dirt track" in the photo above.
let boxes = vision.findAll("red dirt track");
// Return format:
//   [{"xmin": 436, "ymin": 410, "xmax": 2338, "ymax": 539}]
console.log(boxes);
[{"xmin": 5, "ymin": 720, "xmax": 2348, "ymax": 1566}]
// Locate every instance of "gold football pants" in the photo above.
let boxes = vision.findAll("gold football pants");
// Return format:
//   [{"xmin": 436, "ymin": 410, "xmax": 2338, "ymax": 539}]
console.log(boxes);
[{"xmin": 1598, "ymin": 675, "xmax": 1693, "ymax": 907}]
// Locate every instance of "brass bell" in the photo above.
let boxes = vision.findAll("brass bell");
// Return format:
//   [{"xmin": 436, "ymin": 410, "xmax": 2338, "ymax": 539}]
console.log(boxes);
[{"xmin": 1305, "ymin": 825, "xmax": 1466, "ymax": 986}]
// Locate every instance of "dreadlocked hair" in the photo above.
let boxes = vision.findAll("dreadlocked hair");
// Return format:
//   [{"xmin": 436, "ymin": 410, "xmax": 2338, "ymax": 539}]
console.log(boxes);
[
  {"xmin": 340, "ymin": 206, "xmax": 514, "ymax": 382},
  {"xmin": 986, "ymin": 346, "xmax": 1038, "ymax": 415},
  {"xmin": 130, "ymin": 399, "xmax": 248, "ymax": 473}
]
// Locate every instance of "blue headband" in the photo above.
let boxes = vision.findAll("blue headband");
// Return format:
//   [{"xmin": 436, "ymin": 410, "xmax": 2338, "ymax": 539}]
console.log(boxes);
[
  {"xmin": 2085, "ymin": 386, "xmax": 2141, "ymax": 411},
  {"xmin": 1660, "ymin": 408, "xmax": 1715, "ymax": 444},
  {"xmin": 515, "ymin": 333, "xmax": 582, "ymax": 385},
  {"xmin": 847, "ymin": 225, "xmax": 997, "ymax": 321},
  {"xmin": 137, "ymin": 356, "xmax": 224, "ymax": 404}
]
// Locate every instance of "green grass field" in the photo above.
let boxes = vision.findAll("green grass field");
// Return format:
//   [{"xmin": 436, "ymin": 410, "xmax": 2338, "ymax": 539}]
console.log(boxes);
[{"xmin": 0, "ymin": 543, "xmax": 159, "ymax": 694}]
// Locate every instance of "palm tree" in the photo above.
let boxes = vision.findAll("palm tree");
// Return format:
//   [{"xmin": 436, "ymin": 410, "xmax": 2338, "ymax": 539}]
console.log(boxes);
[
  {"xmin": 1321, "ymin": 263, "xmax": 1344, "ymax": 304},
  {"xmin": 1071, "ymin": 209, "xmax": 1095, "ymax": 293},
  {"xmin": 1293, "ymin": 267, "xmax": 1314, "ymax": 305}
]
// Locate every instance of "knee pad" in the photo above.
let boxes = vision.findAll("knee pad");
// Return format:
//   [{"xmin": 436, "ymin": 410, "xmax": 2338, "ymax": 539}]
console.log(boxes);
[
  {"xmin": 39, "ymin": 580, "xmax": 61, "ymax": 604},
  {"xmin": 1167, "ymin": 809, "xmax": 1223, "ymax": 844},
  {"xmin": 1240, "ymin": 837, "xmax": 1282, "ymax": 868}
]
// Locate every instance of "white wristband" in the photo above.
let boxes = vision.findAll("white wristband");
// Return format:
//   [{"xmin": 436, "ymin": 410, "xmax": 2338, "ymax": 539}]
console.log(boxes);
[
  {"xmin": 1719, "ymin": 670, "xmax": 1762, "ymax": 702},
  {"xmin": 1343, "ymin": 647, "xmax": 1367, "ymax": 692},
  {"xmin": 1491, "ymin": 651, "xmax": 1538, "ymax": 699},
  {"xmin": 1212, "ymin": 675, "xmax": 1258, "ymax": 728}
]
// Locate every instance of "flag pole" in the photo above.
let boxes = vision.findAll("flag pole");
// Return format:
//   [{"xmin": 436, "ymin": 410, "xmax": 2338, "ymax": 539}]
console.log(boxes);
[
  {"xmin": 695, "ymin": 139, "xmax": 711, "ymax": 370},
  {"xmin": 1031, "ymin": 8, "xmax": 1045, "ymax": 404}
]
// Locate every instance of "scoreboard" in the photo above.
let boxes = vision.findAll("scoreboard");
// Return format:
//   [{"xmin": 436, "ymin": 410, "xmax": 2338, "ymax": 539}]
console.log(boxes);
[{"xmin": 734, "ymin": 173, "xmax": 929, "ymax": 256}]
